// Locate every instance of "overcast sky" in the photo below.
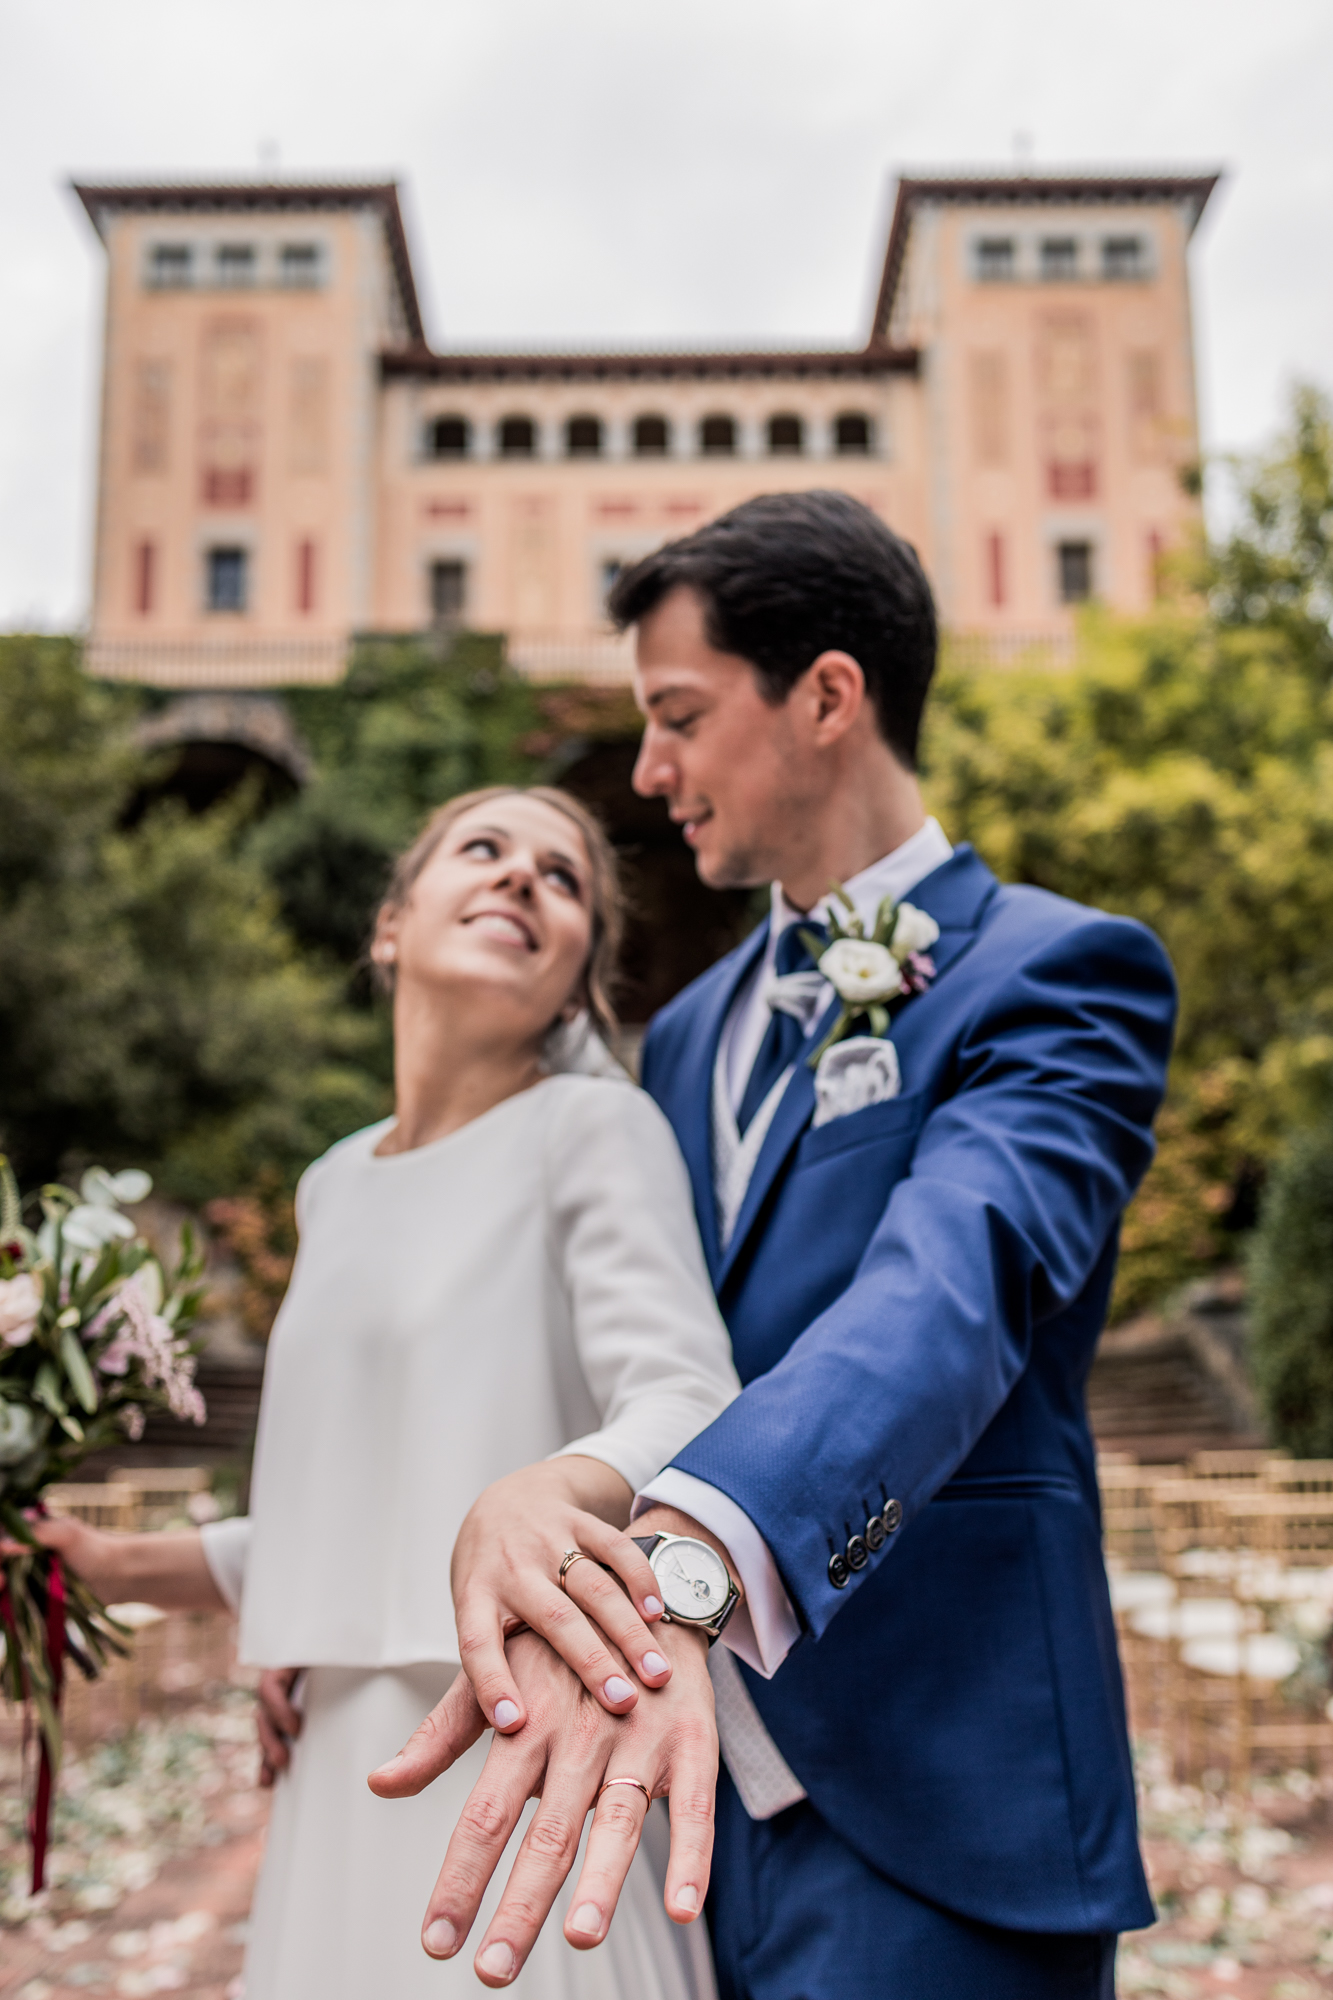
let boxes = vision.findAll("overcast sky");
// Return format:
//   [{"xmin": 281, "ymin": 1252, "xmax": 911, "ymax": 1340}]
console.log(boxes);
[{"xmin": 1, "ymin": 0, "xmax": 1330, "ymax": 627}]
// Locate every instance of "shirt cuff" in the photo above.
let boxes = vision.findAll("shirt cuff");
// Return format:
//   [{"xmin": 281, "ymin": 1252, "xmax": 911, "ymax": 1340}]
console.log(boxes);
[
  {"xmin": 633, "ymin": 1469, "xmax": 800, "ymax": 1680},
  {"xmin": 199, "ymin": 1515, "xmax": 251, "ymax": 1615}
]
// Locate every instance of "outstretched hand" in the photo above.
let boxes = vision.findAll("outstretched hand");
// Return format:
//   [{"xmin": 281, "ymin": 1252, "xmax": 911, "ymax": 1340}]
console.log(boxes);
[
  {"xmin": 368, "ymin": 1623, "xmax": 718, "ymax": 1988},
  {"xmin": 448, "ymin": 1457, "xmax": 676, "ymax": 1730}
]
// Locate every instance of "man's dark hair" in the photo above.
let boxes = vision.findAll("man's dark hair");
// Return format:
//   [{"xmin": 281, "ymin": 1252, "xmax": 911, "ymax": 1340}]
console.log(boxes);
[{"xmin": 606, "ymin": 490, "xmax": 938, "ymax": 768}]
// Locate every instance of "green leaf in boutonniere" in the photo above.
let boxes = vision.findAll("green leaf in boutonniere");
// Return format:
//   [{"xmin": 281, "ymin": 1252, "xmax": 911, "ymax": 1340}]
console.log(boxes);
[{"xmin": 806, "ymin": 880, "xmax": 941, "ymax": 1068}]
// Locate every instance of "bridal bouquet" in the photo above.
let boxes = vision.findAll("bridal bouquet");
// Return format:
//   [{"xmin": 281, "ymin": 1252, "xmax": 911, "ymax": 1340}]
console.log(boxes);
[{"xmin": 0, "ymin": 1155, "xmax": 207, "ymax": 1891}]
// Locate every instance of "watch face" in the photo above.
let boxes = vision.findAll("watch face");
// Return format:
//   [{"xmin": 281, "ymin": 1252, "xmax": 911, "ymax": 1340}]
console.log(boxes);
[{"xmin": 652, "ymin": 1538, "xmax": 731, "ymax": 1622}]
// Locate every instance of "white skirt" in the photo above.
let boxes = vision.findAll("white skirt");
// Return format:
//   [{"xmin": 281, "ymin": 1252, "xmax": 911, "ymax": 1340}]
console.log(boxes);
[{"xmin": 243, "ymin": 1664, "xmax": 718, "ymax": 2000}]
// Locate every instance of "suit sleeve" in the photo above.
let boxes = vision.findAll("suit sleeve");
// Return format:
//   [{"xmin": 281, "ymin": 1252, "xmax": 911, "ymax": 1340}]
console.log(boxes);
[{"xmin": 669, "ymin": 911, "xmax": 1176, "ymax": 1642}]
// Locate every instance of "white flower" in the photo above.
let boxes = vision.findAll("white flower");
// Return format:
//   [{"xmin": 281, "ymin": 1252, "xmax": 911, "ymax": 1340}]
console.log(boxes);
[
  {"xmin": 818, "ymin": 937, "xmax": 904, "ymax": 1005},
  {"xmin": 0, "ymin": 1271, "xmax": 42, "ymax": 1347},
  {"xmin": 812, "ymin": 1037, "xmax": 902, "ymax": 1128},
  {"xmin": 81, "ymin": 1166, "xmax": 153, "ymax": 1208},
  {"xmin": 890, "ymin": 902, "xmax": 940, "ymax": 961},
  {"xmin": 0, "ymin": 1398, "xmax": 40, "ymax": 1465},
  {"xmin": 62, "ymin": 1205, "xmax": 137, "ymax": 1254}
]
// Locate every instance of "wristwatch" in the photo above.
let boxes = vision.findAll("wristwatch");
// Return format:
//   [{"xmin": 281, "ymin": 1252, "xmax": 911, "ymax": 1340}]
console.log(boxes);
[{"xmin": 632, "ymin": 1532, "xmax": 740, "ymax": 1644}]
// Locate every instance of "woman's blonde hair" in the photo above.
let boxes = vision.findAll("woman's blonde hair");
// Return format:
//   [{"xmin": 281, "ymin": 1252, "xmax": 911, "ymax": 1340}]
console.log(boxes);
[{"xmin": 375, "ymin": 785, "xmax": 624, "ymax": 1038}]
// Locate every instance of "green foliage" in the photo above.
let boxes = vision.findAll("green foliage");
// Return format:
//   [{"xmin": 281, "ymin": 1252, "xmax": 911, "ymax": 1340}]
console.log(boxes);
[
  {"xmin": 0, "ymin": 638, "xmax": 384, "ymax": 1199},
  {"xmin": 1248, "ymin": 1119, "xmax": 1333, "ymax": 1454},
  {"xmin": 922, "ymin": 386, "xmax": 1333, "ymax": 1317}
]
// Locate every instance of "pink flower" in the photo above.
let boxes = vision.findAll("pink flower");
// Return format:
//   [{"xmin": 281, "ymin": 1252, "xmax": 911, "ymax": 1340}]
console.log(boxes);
[
  {"xmin": 88, "ymin": 1274, "xmax": 207, "ymax": 1425},
  {"xmin": 0, "ymin": 1272, "xmax": 42, "ymax": 1347}
]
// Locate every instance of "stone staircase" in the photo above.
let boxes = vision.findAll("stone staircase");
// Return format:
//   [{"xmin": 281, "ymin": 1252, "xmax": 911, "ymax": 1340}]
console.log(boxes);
[{"xmin": 1087, "ymin": 1272, "xmax": 1265, "ymax": 1462}]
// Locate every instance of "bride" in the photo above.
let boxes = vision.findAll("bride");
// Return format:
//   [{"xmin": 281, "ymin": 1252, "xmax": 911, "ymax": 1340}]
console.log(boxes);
[{"xmin": 33, "ymin": 785, "xmax": 739, "ymax": 1999}]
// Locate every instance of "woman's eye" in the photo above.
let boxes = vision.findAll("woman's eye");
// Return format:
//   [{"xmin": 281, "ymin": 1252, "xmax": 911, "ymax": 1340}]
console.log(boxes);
[
  {"xmin": 461, "ymin": 837, "xmax": 500, "ymax": 859},
  {"xmin": 546, "ymin": 866, "xmax": 581, "ymax": 896}
]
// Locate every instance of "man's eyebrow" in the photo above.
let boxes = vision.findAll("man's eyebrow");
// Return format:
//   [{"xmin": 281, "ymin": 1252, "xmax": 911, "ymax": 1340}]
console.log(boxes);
[{"xmin": 642, "ymin": 681, "xmax": 701, "ymax": 710}]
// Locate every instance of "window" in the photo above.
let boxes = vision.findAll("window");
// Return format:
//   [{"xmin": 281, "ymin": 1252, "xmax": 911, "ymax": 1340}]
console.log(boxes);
[
  {"xmin": 280, "ymin": 243, "xmax": 321, "ymax": 288},
  {"xmin": 429, "ymin": 559, "xmax": 467, "ymax": 624},
  {"xmin": 699, "ymin": 414, "xmax": 736, "ymax": 456},
  {"xmin": 1040, "ymin": 238, "xmax": 1078, "ymax": 282},
  {"xmin": 633, "ymin": 414, "xmax": 670, "ymax": 455},
  {"xmin": 767, "ymin": 413, "xmax": 803, "ymax": 456},
  {"xmin": 134, "ymin": 540, "xmax": 155, "ymax": 616},
  {"xmin": 202, "ymin": 467, "xmax": 254, "ymax": 506},
  {"xmin": 131, "ymin": 359, "xmax": 172, "ymax": 474},
  {"xmin": 296, "ymin": 539, "xmax": 317, "ymax": 614},
  {"xmin": 148, "ymin": 243, "xmax": 192, "ymax": 289},
  {"xmin": 976, "ymin": 238, "xmax": 1015, "ymax": 283},
  {"xmin": 1047, "ymin": 460, "xmax": 1096, "ymax": 500},
  {"xmin": 216, "ymin": 244, "xmax": 257, "ymax": 287},
  {"xmin": 207, "ymin": 547, "xmax": 248, "ymax": 613},
  {"xmin": 969, "ymin": 353, "xmax": 1007, "ymax": 467},
  {"xmin": 1102, "ymin": 236, "xmax": 1146, "ymax": 281},
  {"xmin": 835, "ymin": 412, "xmax": 872, "ymax": 455},
  {"xmin": 986, "ymin": 532, "xmax": 1005, "ymax": 609},
  {"xmin": 498, "ymin": 415, "xmax": 537, "ymax": 457},
  {"xmin": 1057, "ymin": 541, "xmax": 1093, "ymax": 604},
  {"xmin": 426, "ymin": 415, "xmax": 470, "ymax": 459},
  {"xmin": 565, "ymin": 415, "xmax": 603, "ymax": 458}
]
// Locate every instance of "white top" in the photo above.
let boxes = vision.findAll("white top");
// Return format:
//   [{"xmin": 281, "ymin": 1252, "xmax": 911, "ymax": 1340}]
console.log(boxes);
[{"xmin": 202, "ymin": 1074, "xmax": 740, "ymax": 1669}]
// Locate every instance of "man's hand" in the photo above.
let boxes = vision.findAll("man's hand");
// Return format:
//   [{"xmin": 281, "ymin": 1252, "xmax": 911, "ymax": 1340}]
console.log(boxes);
[
  {"xmin": 449, "ymin": 1458, "xmax": 683, "ymax": 1732},
  {"xmin": 255, "ymin": 1667, "xmax": 304, "ymax": 1788},
  {"xmin": 368, "ymin": 1624, "xmax": 718, "ymax": 1987}
]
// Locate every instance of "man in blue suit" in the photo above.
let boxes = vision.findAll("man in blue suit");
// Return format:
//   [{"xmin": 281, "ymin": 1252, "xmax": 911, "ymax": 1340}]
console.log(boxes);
[{"xmin": 380, "ymin": 491, "xmax": 1174, "ymax": 1996}]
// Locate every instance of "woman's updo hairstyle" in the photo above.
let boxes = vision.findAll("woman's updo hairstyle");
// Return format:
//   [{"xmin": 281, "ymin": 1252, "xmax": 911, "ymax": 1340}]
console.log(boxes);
[{"xmin": 374, "ymin": 785, "xmax": 624, "ymax": 1039}]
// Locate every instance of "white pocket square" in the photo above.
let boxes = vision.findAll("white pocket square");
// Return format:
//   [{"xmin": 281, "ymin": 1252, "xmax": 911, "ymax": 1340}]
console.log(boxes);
[{"xmin": 812, "ymin": 1036, "xmax": 901, "ymax": 1128}]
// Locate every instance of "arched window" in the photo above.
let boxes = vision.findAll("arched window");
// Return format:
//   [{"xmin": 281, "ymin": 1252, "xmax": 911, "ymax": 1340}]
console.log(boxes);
[
  {"xmin": 633, "ymin": 414, "xmax": 670, "ymax": 456},
  {"xmin": 565, "ymin": 414, "xmax": 603, "ymax": 457},
  {"xmin": 767, "ymin": 413, "xmax": 803, "ymax": 455},
  {"xmin": 835, "ymin": 412, "xmax": 873, "ymax": 455},
  {"xmin": 497, "ymin": 415, "xmax": 537, "ymax": 457},
  {"xmin": 425, "ymin": 415, "xmax": 470, "ymax": 458},
  {"xmin": 699, "ymin": 414, "xmax": 736, "ymax": 456}
]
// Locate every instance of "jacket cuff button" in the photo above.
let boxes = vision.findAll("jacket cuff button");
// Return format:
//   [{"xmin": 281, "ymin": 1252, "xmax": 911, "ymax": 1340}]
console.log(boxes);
[
  {"xmin": 827, "ymin": 1551, "xmax": 851, "ymax": 1589},
  {"xmin": 882, "ymin": 1498, "xmax": 903, "ymax": 1534},
  {"xmin": 865, "ymin": 1515, "xmax": 886, "ymax": 1552},
  {"xmin": 845, "ymin": 1534, "xmax": 869, "ymax": 1571}
]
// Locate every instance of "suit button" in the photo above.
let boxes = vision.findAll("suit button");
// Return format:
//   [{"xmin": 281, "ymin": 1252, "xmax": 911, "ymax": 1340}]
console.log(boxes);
[
  {"xmin": 827, "ymin": 1551, "xmax": 851, "ymax": 1589},
  {"xmin": 882, "ymin": 1498, "xmax": 903, "ymax": 1533},
  {"xmin": 845, "ymin": 1534, "xmax": 869, "ymax": 1571},
  {"xmin": 865, "ymin": 1515, "xmax": 886, "ymax": 1552}
]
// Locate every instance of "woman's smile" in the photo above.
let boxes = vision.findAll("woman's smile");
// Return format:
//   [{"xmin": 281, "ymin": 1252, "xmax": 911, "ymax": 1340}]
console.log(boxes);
[{"xmin": 464, "ymin": 908, "xmax": 538, "ymax": 950}]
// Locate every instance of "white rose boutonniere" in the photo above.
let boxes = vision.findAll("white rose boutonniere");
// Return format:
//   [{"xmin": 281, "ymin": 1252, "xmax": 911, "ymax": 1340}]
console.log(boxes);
[{"xmin": 800, "ymin": 884, "xmax": 940, "ymax": 1113}]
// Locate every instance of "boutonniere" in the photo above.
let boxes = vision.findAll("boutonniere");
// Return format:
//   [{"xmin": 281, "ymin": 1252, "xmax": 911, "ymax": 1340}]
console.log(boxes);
[{"xmin": 801, "ymin": 887, "xmax": 939, "ymax": 1128}]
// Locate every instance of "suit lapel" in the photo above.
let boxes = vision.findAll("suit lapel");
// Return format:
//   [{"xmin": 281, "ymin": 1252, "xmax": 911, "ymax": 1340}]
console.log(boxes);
[
  {"xmin": 670, "ymin": 922, "xmax": 769, "ymax": 1284},
  {"xmin": 714, "ymin": 846, "xmax": 999, "ymax": 1290}
]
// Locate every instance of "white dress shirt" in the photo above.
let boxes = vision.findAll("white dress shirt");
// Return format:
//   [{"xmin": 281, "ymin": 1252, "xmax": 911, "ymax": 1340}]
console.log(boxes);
[{"xmin": 636, "ymin": 820, "xmax": 953, "ymax": 1811}]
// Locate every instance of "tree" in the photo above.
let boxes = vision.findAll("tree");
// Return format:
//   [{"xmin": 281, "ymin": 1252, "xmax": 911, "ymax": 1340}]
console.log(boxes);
[
  {"xmin": 0, "ymin": 637, "xmax": 384, "ymax": 1200},
  {"xmin": 1248, "ymin": 1118, "xmax": 1333, "ymax": 1454}
]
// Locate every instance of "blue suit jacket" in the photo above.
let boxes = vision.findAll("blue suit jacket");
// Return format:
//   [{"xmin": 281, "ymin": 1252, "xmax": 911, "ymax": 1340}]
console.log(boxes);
[{"xmin": 640, "ymin": 846, "xmax": 1174, "ymax": 1936}]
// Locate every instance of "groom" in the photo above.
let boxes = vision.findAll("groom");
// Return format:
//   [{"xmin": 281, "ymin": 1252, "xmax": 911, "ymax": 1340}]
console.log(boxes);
[{"xmin": 378, "ymin": 491, "xmax": 1175, "ymax": 1995}]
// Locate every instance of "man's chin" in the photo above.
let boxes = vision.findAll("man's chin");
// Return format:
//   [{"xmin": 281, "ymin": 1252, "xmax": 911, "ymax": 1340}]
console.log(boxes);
[{"xmin": 692, "ymin": 837, "xmax": 762, "ymax": 892}]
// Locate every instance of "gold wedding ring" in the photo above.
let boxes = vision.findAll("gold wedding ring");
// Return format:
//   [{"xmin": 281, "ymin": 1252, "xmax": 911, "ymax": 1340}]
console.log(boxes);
[
  {"xmin": 558, "ymin": 1549, "xmax": 593, "ymax": 1591},
  {"xmin": 597, "ymin": 1777, "xmax": 652, "ymax": 1809}
]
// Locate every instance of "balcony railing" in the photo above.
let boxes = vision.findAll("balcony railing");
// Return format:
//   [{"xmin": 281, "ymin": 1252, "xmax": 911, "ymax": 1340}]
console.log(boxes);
[{"xmin": 86, "ymin": 635, "xmax": 348, "ymax": 689}]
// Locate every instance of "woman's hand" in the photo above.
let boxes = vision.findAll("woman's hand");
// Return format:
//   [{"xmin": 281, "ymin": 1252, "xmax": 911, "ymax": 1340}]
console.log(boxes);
[
  {"xmin": 256, "ymin": 1667, "xmax": 305, "ymax": 1787},
  {"xmin": 0, "ymin": 1516, "xmax": 225, "ymax": 1612},
  {"xmin": 450, "ymin": 1457, "xmax": 674, "ymax": 1731}
]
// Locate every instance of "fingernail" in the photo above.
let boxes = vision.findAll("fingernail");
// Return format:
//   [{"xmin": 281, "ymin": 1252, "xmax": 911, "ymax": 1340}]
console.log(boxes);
[
  {"xmin": 477, "ymin": 1941, "xmax": 516, "ymax": 1980},
  {"xmin": 423, "ymin": 1917, "xmax": 457, "ymax": 1957},
  {"xmin": 374, "ymin": 1751, "xmax": 405, "ymax": 1772},
  {"xmin": 493, "ymin": 1699, "xmax": 521, "ymax": 1729},
  {"xmin": 676, "ymin": 1884, "xmax": 700, "ymax": 1914},
  {"xmin": 644, "ymin": 1595, "xmax": 664, "ymax": 1618},
  {"xmin": 570, "ymin": 1902, "xmax": 603, "ymax": 1937},
  {"xmin": 642, "ymin": 1651, "xmax": 669, "ymax": 1678},
  {"xmin": 603, "ymin": 1675, "xmax": 634, "ymax": 1704}
]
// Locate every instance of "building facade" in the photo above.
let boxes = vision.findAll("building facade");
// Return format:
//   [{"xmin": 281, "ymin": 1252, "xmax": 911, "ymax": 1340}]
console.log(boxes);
[{"xmin": 75, "ymin": 168, "xmax": 1218, "ymax": 688}]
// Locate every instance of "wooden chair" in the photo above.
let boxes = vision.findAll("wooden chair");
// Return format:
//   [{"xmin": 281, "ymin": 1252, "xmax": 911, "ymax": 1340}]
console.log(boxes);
[
  {"xmin": 108, "ymin": 1464, "xmax": 211, "ymax": 1530},
  {"xmin": 1099, "ymin": 1461, "xmax": 1176, "ymax": 1571},
  {"xmin": 45, "ymin": 1482, "xmax": 140, "ymax": 1532},
  {"xmin": 1150, "ymin": 1477, "xmax": 1261, "ymax": 1778},
  {"xmin": 1265, "ymin": 1459, "xmax": 1333, "ymax": 1495},
  {"xmin": 1190, "ymin": 1448, "xmax": 1284, "ymax": 1482},
  {"xmin": 1217, "ymin": 1491, "xmax": 1333, "ymax": 1777}
]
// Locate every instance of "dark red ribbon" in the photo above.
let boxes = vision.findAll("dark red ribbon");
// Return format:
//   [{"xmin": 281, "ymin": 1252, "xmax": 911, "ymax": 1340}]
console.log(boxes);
[{"xmin": 29, "ymin": 1549, "xmax": 66, "ymax": 1893}]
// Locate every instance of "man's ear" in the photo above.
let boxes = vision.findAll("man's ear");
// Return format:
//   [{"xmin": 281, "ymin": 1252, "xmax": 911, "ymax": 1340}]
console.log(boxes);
[{"xmin": 804, "ymin": 650, "xmax": 866, "ymax": 744}]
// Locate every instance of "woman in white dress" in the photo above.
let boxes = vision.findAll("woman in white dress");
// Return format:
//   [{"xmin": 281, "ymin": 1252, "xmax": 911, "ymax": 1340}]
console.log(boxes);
[{"xmin": 32, "ymin": 785, "xmax": 739, "ymax": 2000}]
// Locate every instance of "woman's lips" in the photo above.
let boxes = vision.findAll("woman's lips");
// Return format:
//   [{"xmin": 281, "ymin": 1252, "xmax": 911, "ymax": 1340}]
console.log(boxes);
[{"xmin": 466, "ymin": 910, "xmax": 536, "ymax": 949}]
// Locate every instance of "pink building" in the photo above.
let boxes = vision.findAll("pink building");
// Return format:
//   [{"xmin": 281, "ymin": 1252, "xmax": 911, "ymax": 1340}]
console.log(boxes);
[{"xmin": 75, "ymin": 168, "xmax": 1218, "ymax": 688}]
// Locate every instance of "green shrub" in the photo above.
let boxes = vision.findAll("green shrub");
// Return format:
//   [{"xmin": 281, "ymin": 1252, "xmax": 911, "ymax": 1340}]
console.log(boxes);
[{"xmin": 1248, "ymin": 1121, "xmax": 1333, "ymax": 1454}]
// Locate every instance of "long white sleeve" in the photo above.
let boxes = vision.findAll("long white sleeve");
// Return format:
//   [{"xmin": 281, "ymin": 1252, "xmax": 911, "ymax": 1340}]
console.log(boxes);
[
  {"xmin": 547, "ymin": 1082, "xmax": 741, "ymax": 1495},
  {"xmin": 200, "ymin": 1514, "xmax": 252, "ymax": 1614}
]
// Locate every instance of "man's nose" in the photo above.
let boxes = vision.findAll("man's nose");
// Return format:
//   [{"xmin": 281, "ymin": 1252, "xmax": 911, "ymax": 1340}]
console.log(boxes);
[{"xmin": 631, "ymin": 731, "xmax": 672, "ymax": 799}]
